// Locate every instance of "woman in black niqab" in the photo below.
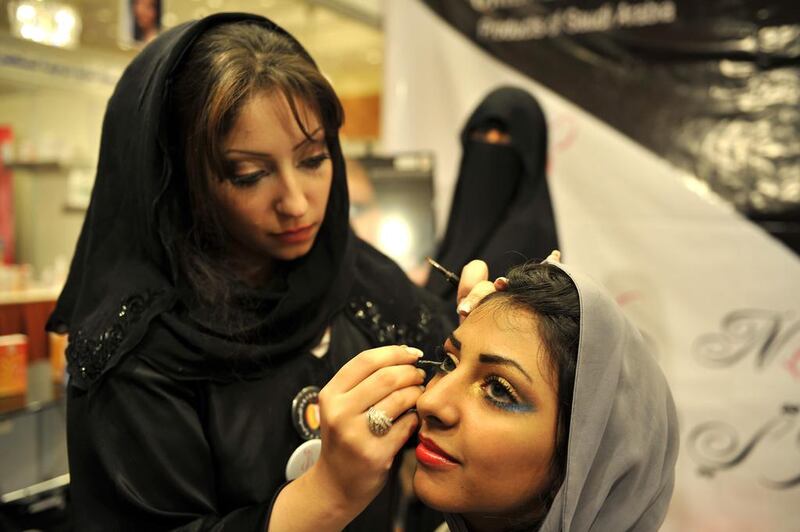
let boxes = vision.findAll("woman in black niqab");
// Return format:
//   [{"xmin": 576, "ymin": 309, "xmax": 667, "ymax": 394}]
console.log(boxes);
[
  {"xmin": 49, "ymin": 13, "xmax": 449, "ymax": 531},
  {"xmin": 426, "ymin": 86, "xmax": 559, "ymax": 300}
]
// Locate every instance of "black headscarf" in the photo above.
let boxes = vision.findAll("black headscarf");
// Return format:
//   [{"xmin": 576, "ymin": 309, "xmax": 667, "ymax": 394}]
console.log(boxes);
[
  {"xmin": 49, "ymin": 13, "xmax": 432, "ymax": 389},
  {"xmin": 426, "ymin": 86, "xmax": 559, "ymax": 299}
]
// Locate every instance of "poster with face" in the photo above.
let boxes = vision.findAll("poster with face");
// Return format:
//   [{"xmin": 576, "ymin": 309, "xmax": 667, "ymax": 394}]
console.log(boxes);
[{"xmin": 119, "ymin": 0, "xmax": 161, "ymax": 46}]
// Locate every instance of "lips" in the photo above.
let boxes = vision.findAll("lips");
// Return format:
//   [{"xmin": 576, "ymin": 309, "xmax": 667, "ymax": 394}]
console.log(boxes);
[
  {"xmin": 416, "ymin": 434, "xmax": 459, "ymax": 469},
  {"xmin": 273, "ymin": 224, "xmax": 316, "ymax": 244}
]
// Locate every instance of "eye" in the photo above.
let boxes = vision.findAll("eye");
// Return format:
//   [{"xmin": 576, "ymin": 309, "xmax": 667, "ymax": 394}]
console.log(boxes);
[
  {"xmin": 482, "ymin": 376, "xmax": 532, "ymax": 413},
  {"xmin": 228, "ymin": 170, "xmax": 268, "ymax": 188},
  {"xmin": 299, "ymin": 153, "xmax": 330, "ymax": 170},
  {"xmin": 483, "ymin": 376, "xmax": 515, "ymax": 403},
  {"xmin": 433, "ymin": 345, "xmax": 458, "ymax": 374},
  {"xmin": 441, "ymin": 354, "xmax": 458, "ymax": 373}
]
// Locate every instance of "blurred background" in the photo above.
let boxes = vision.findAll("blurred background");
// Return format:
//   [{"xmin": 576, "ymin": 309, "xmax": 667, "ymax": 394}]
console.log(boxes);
[{"xmin": 0, "ymin": 0, "xmax": 798, "ymax": 530}]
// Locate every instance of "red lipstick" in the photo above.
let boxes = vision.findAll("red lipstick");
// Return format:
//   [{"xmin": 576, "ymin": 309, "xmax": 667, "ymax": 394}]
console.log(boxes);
[
  {"xmin": 416, "ymin": 434, "xmax": 459, "ymax": 469},
  {"xmin": 274, "ymin": 224, "xmax": 315, "ymax": 244}
]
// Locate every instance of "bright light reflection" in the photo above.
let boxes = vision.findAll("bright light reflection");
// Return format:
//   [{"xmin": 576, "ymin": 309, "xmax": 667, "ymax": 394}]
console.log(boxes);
[
  {"xmin": 20, "ymin": 24, "xmax": 34, "ymax": 39},
  {"xmin": 378, "ymin": 215, "xmax": 413, "ymax": 261},
  {"xmin": 30, "ymin": 26, "xmax": 46, "ymax": 42},
  {"xmin": 15, "ymin": 4, "xmax": 36, "ymax": 21},
  {"xmin": 9, "ymin": 2, "xmax": 80, "ymax": 48},
  {"xmin": 52, "ymin": 31, "xmax": 70, "ymax": 46},
  {"xmin": 55, "ymin": 9, "xmax": 75, "ymax": 29}
]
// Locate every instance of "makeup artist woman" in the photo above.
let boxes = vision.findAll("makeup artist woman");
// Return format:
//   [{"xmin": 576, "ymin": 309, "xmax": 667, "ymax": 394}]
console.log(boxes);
[{"xmin": 47, "ymin": 13, "xmax": 457, "ymax": 531}]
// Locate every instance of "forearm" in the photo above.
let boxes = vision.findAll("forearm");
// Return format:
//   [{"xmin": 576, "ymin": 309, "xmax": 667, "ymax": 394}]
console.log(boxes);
[{"xmin": 267, "ymin": 466, "xmax": 364, "ymax": 532}]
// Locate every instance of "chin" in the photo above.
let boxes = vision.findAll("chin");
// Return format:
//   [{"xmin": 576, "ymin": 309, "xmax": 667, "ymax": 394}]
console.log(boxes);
[
  {"xmin": 281, "ymin": 247, "xmax": 313, "ymax": 261},
  {"xmin": 413, "ymin": 470, "xmax": 464, "ymax": 513},
  {"xmin": 270, "ymin": 241, "xmax": 315, "ymax": 262},
  {"xmin": 415, "ymin": 471, "xmax": 537, "ymax": 520}
]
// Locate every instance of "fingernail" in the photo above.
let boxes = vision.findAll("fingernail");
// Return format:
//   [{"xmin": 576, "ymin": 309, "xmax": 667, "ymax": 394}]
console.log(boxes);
[
  {"xmin": 405, "ymin": 346, "xmax": 423, "ymax": 357},
  {"xmin": 494, "ymin": 277, "xmax": 509, "ymax": 289},
  {"xmin": 457, "ymin": 300, "xmax": 471, "ymax": 316},
  {"xmin": 417, "ymin": 368, "xmax": 427, "ymax": 380}
]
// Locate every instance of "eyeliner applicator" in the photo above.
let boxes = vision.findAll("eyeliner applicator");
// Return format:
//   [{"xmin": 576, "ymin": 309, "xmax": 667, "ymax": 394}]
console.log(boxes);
[{"xmin": 426, "ymin": 257, "xmax": 460, "ymax": 286}]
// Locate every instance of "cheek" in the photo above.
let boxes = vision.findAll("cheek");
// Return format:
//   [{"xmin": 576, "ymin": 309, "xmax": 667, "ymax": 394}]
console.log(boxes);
[
  {"xmin": 213, "ymin": 188, "xmax": 268, "ymax": 235},
  {"xmin": 219, "ymin": 196, "xmax": 256, "ymax": 224},
  {"xmin": 313, "ymin": 173, "xmax": 334, "ymax": 211},
  {"xmin": 460, "ymin": 412, "xmax": 557, "ymax": 510}
]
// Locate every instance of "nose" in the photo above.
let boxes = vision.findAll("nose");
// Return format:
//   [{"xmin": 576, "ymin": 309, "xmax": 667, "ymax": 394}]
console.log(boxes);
[
  {"xmin": 416, "ymin": 373, "xmax": 460, "ymax": 430},
  {"xmin": 275, "ymin": 169, "xmax": 308, "ymax": 218}
]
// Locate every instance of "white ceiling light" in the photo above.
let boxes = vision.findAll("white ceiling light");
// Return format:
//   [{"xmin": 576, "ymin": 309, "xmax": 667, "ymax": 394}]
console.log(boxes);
[
  {"xmin": 8, "ymin": 1, "xmax": 82, "ymax": 49},
  {"xmin": 15, "ymin": 4, "xmax": 36, "ymax": 21}
]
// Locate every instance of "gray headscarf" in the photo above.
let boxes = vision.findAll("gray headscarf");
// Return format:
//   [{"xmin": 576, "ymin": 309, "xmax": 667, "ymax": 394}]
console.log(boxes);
[{"xmin": 443, "ymin": 262, "xmax": 679, "ymax": 532}]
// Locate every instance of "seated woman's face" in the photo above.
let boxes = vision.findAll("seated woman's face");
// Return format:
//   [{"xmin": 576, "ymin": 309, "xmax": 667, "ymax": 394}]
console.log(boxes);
[{"xmin": 414, "ymin": 299, "xmax": 560, "ymax": 522}]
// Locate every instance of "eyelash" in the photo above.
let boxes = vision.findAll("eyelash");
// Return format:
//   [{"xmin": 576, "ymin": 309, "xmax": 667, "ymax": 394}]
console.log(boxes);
[
  {"xmin": 482, "ymin": 376, "xmax": 523, "ymax": 410},
  {"xmin": 229, "ymin": 171, "xmax": 266, "ymax": 188},
  {"xmin": 300, "ymin": 153, "xmax": 330, "ymax": 170},
  {"xmin": 434, "ymin": 345, "xmax": 456, "ymax": 373},
  {"xmin": 227, "ymin": 153, "xmax": 330, "ymax": 188},
  {"xmin": 433, "ymin": 345, "xmax": 530, "ymax": 413}
]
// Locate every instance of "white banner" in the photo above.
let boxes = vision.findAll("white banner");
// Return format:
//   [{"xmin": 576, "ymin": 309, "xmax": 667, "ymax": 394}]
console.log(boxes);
[{"xmin": 383, "ymin": 2, "xmax": 800, "ymax": 530}]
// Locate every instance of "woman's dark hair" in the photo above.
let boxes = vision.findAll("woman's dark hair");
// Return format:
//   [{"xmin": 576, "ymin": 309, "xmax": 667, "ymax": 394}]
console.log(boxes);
[
  {"xmin": 476, "ymin": 261, "xmax": 580, "ymax": 528},
  {"xmin": 168, "ymin": 21, "xmax": 344, "ymax": 314}
]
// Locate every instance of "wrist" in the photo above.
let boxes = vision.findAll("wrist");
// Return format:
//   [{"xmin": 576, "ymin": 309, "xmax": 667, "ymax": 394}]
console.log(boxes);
[
  {"xmin": 268, "ymin": 463, "xmax": 358, "ymax": 532},
  {"xmin": 303, "ymin": 461, "xmax": 360, "ymax": 524}
]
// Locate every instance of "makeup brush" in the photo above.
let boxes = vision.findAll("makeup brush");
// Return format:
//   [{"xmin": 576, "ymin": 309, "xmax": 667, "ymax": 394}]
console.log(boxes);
[
  {"xmin": 426, "ymin": 257, "xmax": 460, "ymax": 286},
  {"xmin": 415, "ymin": 359, "xmax": 442, "ymax": 386}
]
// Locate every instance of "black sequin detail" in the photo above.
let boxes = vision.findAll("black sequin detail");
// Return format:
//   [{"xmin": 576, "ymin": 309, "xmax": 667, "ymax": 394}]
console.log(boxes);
[
  {"xmin": 66, "ymin": 291, "xmax": 159, "ymax": 385},
  {"xmin": 348, "ymin": 297, "xmax": 434, "ymax": 347}
]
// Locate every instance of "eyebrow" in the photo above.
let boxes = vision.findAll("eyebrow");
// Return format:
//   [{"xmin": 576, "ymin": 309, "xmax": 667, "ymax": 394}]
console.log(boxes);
[
  {"xmin": 448, "ymin": 333, "xmax": 533, "ymax": 383},
  {"xmin": 225, "ymin": 127, "xmax": 325, "ymax": 157},
  {"xmin": 447, "ymin": 333, "xmax": 461, "ymax": 350},
  {"xmin": 292, "ymin": 127, "xmax": 325, "ymax": 150},
  {"xmin": 478, "ymin": 354, "xmax": 533, "ymax": 383}
]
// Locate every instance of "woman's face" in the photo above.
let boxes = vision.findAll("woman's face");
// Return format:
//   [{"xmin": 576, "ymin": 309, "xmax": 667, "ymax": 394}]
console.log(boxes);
[
  {"xmin": 213, "ymin": 90, "xmax": 333, "ymax": 274},
  {"xmin": 133, "ymin": 0, "xmax": 158, "ymax": 30},
  {"xmin": 414, "ymin": 300, "xmax": 560, "ymax": 525}
]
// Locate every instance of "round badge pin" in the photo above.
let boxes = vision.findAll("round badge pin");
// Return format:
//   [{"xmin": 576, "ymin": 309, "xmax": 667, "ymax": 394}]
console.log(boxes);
[
  {"xmin": 291, "ymin": 385, "xmax": 321, "ymax": 440},
  {"xmin": 285, "ymin": 438, "xmax": 322, "ymax": 481}
]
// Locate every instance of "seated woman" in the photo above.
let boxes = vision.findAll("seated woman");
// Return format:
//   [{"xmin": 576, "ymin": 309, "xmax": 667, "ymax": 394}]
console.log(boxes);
[{"xmin": 414, "ymin": 257, "xmax": 679, "ymax": 531}]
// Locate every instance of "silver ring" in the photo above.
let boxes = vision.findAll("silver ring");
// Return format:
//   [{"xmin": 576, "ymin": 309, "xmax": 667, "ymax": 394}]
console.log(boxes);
[{"xmin": 366, "ymin": 407, "xmax": 393, "ymax": 436}]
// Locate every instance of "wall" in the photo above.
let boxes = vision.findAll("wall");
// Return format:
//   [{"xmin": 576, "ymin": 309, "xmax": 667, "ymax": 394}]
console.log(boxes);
[
  {"xmin": 0, "ymin": 88, "xmax": 108, "ymax": 278},
  {"xmin": 0, "ymin": 34, "xmax": 120, "ymax": 280}
]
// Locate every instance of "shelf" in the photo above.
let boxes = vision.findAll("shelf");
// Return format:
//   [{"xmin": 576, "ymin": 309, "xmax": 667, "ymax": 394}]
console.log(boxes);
[
  {"xmin": 0, "ymin": 383, "xmax": 65, "ymax": 421},
  {"xmin": 61, "ymin": 203, "xmax": 87, "ymax": 214},
  {"xmin": 0, "ymin": 287, "xmax": 61, "ymax": 305},
  {"xmin": 3, "ymin": 162, "xmax": 65, "ymax": 172},
  {"xmin": 3, "ymin": 161, "xmax": 94, "ymax": 173},
  {"xmin": 1, "ymin": 473, "xmax": 70, "ymax": 505}
]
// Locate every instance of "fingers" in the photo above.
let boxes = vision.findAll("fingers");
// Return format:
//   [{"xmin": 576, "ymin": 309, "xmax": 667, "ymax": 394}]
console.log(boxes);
[
  {"xmin": 457, "ymin": 279, "xmax": 497, "ymax": 322},
  {"xmin": 456, "ymin": 260, "xmax": 489, "ymax": 305},
  {"xmin": 543, "ymin": 249, "xmax": 562, "ymax": 264},
  {"xmin": 381, "ymin": 410, "xmax": 419, "ymax": 451},
  {"xmin": 349, "ymin": 364, "xmax": 426, "ymax": 407},
  {"xmin": 326, "ymin": 345, "xmax": 423, "ymax": 394},
  {"xmin": 369, "ymin": 383, "xmax": 424, "ymax": 423}
]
